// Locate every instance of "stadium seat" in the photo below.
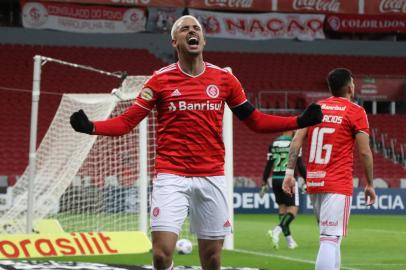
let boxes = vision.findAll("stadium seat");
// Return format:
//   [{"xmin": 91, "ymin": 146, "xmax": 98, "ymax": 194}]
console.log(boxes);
[
  {"xmin": 205, "ymin": 52, "xmax": 406, "ymax": 93},
  {"xmin": 373, "ymin": 178, "xmax": 389, "ymax": 188}
]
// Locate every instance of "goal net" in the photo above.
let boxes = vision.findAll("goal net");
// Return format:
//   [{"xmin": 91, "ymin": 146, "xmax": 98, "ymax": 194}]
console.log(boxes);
[{"xmin": 0, "ymin": 75, "xmax": 156, "ymax": 234}]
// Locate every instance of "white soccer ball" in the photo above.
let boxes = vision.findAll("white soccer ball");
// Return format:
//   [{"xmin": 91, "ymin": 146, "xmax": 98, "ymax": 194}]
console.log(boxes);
[{"xmin": 176, "ymin": 238, "xmax": 193, "ymax": 255}]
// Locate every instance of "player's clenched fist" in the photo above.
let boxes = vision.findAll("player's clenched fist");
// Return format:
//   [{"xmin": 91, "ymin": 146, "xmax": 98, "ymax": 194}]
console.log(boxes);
[
  {"xmin": 297, "ymin": 103, "xmax": 323, "ymax": 128},
  {"xmin": 70, "ymin": 109, "xmax": 94, "ymax": 134}
]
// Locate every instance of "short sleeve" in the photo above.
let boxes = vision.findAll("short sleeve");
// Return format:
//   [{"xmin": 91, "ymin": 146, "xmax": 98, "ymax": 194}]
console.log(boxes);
[
  {"xmin": 225, "ymin": 72, "xmax": 248, "ymax": 108},
  {"xmin": 352, "ymin": 106, "xmax": 369, "ymax": 135},
  {"xmin": 135, "ymin": 73, "xmax": 160, "ymax": 111}
]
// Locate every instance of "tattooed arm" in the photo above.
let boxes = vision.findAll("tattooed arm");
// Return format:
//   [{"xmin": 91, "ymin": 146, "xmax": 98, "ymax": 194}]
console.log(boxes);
[{"xmin": 283, "ymin": 128, "xmax": 308, "ymax": 196}]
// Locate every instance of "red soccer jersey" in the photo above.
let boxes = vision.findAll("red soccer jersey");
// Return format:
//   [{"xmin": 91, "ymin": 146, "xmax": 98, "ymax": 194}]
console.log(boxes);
[
  {"xmin": 305, "ymin": 97, "xmax": 369, "ymax": 196},
  {"xmin": 135, "ymin": 62, "xmax": 247, "ymax": 176}
]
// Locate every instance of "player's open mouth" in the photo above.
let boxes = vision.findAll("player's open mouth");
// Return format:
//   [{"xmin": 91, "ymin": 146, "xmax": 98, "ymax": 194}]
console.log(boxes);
[{"xmin": 187, "ymin": 36, "xmax": 199, "ymax": 49}]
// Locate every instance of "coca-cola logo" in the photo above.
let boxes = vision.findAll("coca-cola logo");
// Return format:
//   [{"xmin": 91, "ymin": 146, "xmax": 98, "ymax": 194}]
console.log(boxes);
[
  {"xmin": 379, "ymin": 0, "xmax": 406, "ymax": 13},
  {"xmin": 205, "ymin": 0, "xmax": 253, "ymax": 9},
  {"xmin": 293, "ymin": 0, "xmax": 341, "ymax": 12}
]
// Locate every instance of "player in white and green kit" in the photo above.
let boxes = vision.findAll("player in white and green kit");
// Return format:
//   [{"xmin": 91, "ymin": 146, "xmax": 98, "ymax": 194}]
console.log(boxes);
[{"xmin": 260, "ymin": 130, "xmax": 306, "ymax": 249}]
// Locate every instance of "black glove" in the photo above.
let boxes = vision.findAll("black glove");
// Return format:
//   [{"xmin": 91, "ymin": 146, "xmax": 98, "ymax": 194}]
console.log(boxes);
[
  {"xmin": 297, "ymin": 103, "xmax": 323, "ymax": 128},
  {"xmin": 70, "ymin": 109, "xmax": 94, "ymax": 134}
]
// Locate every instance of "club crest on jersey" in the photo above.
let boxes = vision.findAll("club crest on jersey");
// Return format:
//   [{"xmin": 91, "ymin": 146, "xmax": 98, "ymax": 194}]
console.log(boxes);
[
  {"xmin": 206, "ymin": 84, "xmax": 219, "ymax": 98},
  {"xmin": 141, "ymin": 88, "xmax": 154, "ymax": 101}
]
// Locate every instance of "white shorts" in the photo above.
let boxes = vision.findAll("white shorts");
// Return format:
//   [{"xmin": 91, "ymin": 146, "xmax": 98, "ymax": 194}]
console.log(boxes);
[
  {"xmin": 310, "ymin": 193, "xmax": 352, "ymax": 237},
  {"xmin": 150, "ymin": 173, "xmax": 232, "ymax": 239}
]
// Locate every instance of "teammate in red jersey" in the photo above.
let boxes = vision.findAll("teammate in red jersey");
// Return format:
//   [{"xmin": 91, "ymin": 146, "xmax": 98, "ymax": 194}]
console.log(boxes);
[
  {"xmin": 70, "ymin": 15, "xmax": 322, "ymax": 270},
  {"xmin": 282, "ymin": 68, "xmax": 376, "ymax": 270}
]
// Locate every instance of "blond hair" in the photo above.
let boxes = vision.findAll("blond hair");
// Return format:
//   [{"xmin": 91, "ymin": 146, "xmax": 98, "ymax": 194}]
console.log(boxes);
[{"xmin": 171, "ymin": 15, "xmax": 203, "ymax": 40}]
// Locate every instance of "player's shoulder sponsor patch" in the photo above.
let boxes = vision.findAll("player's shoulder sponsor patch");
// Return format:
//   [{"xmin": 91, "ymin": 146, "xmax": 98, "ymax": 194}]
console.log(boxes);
[{"xmin": 141, "ymin": 88, "xmax": 154, "ymax": 101}]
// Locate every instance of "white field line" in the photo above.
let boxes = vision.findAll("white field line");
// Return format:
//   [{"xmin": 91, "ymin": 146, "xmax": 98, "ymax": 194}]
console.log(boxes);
[
  {"xmin": 364, "ymin": 229, "xmax": 406, "ymax": 234},
  {"xmin": 346, "ymin": 263, "xmax": 406, "ymax": 266},
  {"xmin": 233, "ymin": 249, "xmax": 360, "ymax": 270}
]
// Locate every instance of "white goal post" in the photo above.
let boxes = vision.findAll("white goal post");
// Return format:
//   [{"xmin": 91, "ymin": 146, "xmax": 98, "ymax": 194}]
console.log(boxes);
[{"xmin": 0, "ymin": 55, "xmax": 234, "ymax": 249}]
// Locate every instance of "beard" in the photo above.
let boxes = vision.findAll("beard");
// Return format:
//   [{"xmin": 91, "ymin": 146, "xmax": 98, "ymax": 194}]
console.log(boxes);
[{"xmin": 177, "ymin": 44, "xmax": 202, "ymax": 57}]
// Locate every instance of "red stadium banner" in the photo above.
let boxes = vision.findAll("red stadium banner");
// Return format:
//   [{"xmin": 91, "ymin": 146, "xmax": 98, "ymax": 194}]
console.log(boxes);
[
  {"xmin": 276, "ymin": 0, "xmax": 359, "ymax": 14},
  {"xmin": 354, "ymin": 76, "xmax": 405, "ymax": 101},
  {"xmin": 188, "ymin": 0, "xmax": 272, "ymax": 12},
  {"xmin": 189, "ymin": 9, "xmax": 325, "ymax": 40},
  {"xmin": 38, "ymin": 0, "xmax": 271, "ymax": 11},
  {"xmin": 365, "ymin": 0, "xmax": 406, "ymax": 15},
  {"xmin": 21, "ymin": 1, "xmax": 146, "ymax": 33},
  {"xmin": 326, "ymin": 14, "xmax": 406, "ymax": 32},
  {"xmin": 37, "ymin": 0, "xmax": 184, "ymax": 7}
]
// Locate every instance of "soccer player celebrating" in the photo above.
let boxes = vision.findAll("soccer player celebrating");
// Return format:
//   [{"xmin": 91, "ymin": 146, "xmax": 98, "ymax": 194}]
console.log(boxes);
[
  {"xmin": 282, "ymin": 68, "xmax": 376, "ymax": 270},
  {"xmin": 260, "ymin": 130, "xmax": 306, "ymax": 249},
  {"xmin": 70, "ymin": 15, "xmax": 323, "ymax": 270}
]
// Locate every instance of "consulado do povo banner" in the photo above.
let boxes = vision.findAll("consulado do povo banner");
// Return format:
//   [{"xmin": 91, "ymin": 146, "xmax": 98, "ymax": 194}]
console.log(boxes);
[
  {"xmin": 234, "ymin": 187, "xmax": 406, "ymax": 215},
  {"xmin": 189, "ymin": 8, "xmax": 325, "ymax": 40},
  {"xmin": 21, "ymin": 0, "xmax": 146, "ymax": 33}
]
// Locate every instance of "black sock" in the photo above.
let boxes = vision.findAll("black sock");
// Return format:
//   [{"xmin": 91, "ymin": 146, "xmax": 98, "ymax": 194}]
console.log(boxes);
[
  {"xmin": 279, "ymin": 212, "xmax": 295, "ymax": 237},
  {"xmin": 278, "ymin": 213, "xmax": 284, "ymax": 222}
]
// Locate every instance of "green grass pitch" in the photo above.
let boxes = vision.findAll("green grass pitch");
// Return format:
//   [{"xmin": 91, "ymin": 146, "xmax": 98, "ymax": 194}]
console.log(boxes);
[{"xmin": 41, "ymin": 214, "xmax": 406, "ymax": 270}]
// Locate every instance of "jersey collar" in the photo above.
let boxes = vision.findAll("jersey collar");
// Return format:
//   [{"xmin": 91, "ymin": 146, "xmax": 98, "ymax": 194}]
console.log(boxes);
[{"xmin": 176, "ymin": 62, "xmax": 206, "ymax": 78}]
